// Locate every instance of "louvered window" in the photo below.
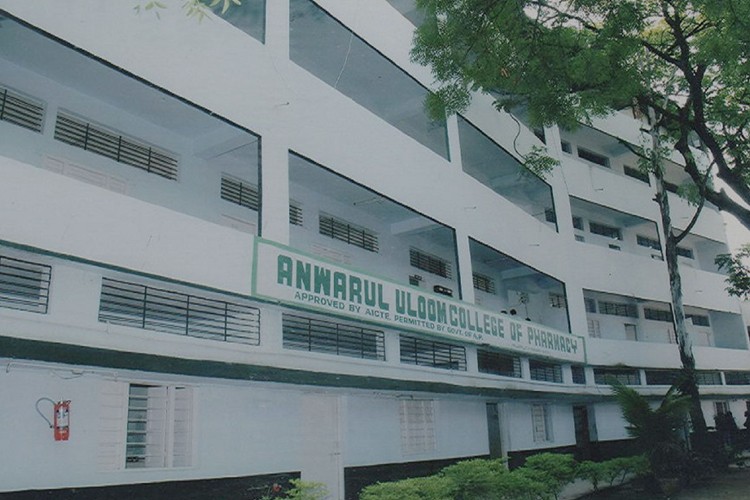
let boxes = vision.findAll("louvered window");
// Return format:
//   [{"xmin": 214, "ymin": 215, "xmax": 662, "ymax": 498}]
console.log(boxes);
[
  {"xmin": 472, "ymin": 273, "xmax": 496, "ymax": 294},
  {"xmin": 282, "ymin": 313, "xmax": 385, "ymax": 360},
  {"xmin": 0, "ymin": 84, "xmax": 45, "ymax": 132},
  {"xmin": 593, "ymin": 367, "xmax": 640, "ymax": 385},
  {"xmin": 645, "ymin": 370, "xmax": 681, "ymax": 385},
  {"xmin": 409, "ymin": 248, "xmax": 452, "ymax": 279},
  {"xmin": 400, "ymin": 335, "xmax": 466, "ymax": 371},
  {"xmin": 126, "ymin": 384, "xmax": 192, "ymax": 469},
  {"xmin": 289, "ymin": 202, "xmax": 304, "ymax": 226},
  {"xmin": 99, "ymin": 278, "xmax": 260, "ymax": 345},
  {"xmin": 0, "ymin": 255, "xmax": 51, "ymax": 314},
  {"xmin": 589, "ymin": 221, "xmax": 622, "ymax": 240},
  {"xmin": 637, "ymin": 235, "xmax": 661, "ymax": 250},
  {"xmin": 532, "ymin": 404, "xmax": 553, "ymax": 442},
  {"xmin": 549, "ymin": 293, "xmax": 567, "ymax": 309},
  {"xmin": 724, "ymin": 372, "xmax": 750, "ymax": 386},
  {"xmin": 54, "ymin": 111, "xmax": 178, "ymax": 180},
  {"xmin": 400, "ymin": 399, "xmax": 435, "ymax": 454},
  {"xmin": 644, "ymin": 307, "xmax": 672, "ymax": 322},
  {"xmin": 221, "ymin": 174, "xmax": 259, "ymax": 210},
  {"xmin": 319, "ymin": 214, "xmax": 378, "ymax": 252},
  {"xmin": 477, "ymin": 349, "xmax": 521, "ymax": 378},
  {"xmin": 598, "ymin": 301, "xmax": 638, "ymax": 318},
  {"xmin": 529, "ymin": 359, "xmax": 563, "ymax": 383}
]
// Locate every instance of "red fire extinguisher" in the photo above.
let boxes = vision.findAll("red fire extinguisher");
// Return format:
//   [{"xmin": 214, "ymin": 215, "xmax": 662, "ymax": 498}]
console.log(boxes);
[{"xmin": 53, "ymin": 400, "xmax": 71, "ymax": 441}]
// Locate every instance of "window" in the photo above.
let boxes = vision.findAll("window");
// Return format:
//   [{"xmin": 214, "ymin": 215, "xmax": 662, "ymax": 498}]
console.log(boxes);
[
  {"xmin": 0, "ymin": 255, "xmax": 51, "ymax": 314},
  {"xmin": 282, "ymin": 313, "xmax": 385, "ymax": 360},
  {"xmin": 289, "ymin": 202, "xmax": 304, "ymax": 226},
  {"xmin": 98, "ymin": 278, "xmax": 260, "ymax": 345},
  {"xmin": 477, "ymin": 349, "xmax": 521, "ymax": 378},
  {"xmin": 319, "ymin": 214, "xmax": 378, "ymax": 252},
  {"xmin": 598, "ymin": 301, "xmax": 638, "ymax": 318},
  {"xmin": 126, "ymin": 384, "xmax": 192, "ymax": 469},
  {"xmin": 645, "ymin": 370, "xmax": 681, "ymax": 385},
  {"xmin": 687, "ymin": 314, "xmax": 710, "ymax": 327},
  {"xmin": 473, "ymin": 273, "xmax": 496, "ymax": 294},
  {"xmin": 544, "ymin": 208, "xmax": 557, "ymax": 223},
  {"xmin": 0, "ymin": 84, "xmax": 45, "ymax": 133},
  {"xmin": 624, "ymin": 324, "xmax": 638, "ymax": 341},
  {"xmin": 549, "ymin": 293, "xmax": 567, "ymax": 309},
  {"xmin": 531, "ymin": 404, "xmax": 553, "ymax": 442},
  {"xmin": 529, "ymin": 359, "xmax": 563, "ymax": 383},
  {"xmin": 725, "ymin": 372, "xmax": 750, "ymax": 386},
  {"xmin": 584, "ymin": 298, "xmax": 597, "ymax": 314},
  {"xmin": 577, "ymin": 147, "xmax": 610, "ymax": 167},
  {"xmin": 54, "ymin": 111, "xmax": 179, "ymax": 180},
  {"xmin": 677, "ymin": 246, "xmax": 694, "ymax": 259},
  {"xmin": 589, "ymin": 222, "xmax": 622, "ymax": 240},
  {"xmin": 624, "ymin": 165, "xmax": 650, "ymax": 184},
  {"xmin": 594, "ymin": 368, "xmax": 640, "ymax": 385},
  {"xmin": 400, "ymin": 399, "xmax": 435, "ymax": 454},
  {"xmin": 637, "ymin": 235, "xmax": 661, "ymax": 250},
  {"xmin": 609, "ymin": 244, "xmax": 621, "ymax": 251},
  {"xmin": 221, "ymin": 174, "xmax": 259, "ymax": 211},
  {"xmin": 696, "ymin": 371, "xmax": 723, "ymax": 385},
  {"xmin": 211, "ymin": 0, "xmax": 265, "ymax": 43},
  {"xmin": 400, "ymin": 335, "xmax": 466, "ymax": 370},
  {"xmin": 587, "ymin": 319, "xmax": 601, "ymax": 338},
  {"xmin": 560, "ymin": 140, "xmax": 572, "ymax": 154},
  {"xmin": 571, "ymin": 365, "xmax": 586, "ymax": 384},
  {"xmin": 714, "ymin": 401, "xmax": 729, "ymax": 416},
  {"xmin": 644, "ymin": 307, "xmax": 673, "ymax": 322},
  {"xmin": 572, "ymin": 216, "xmax": 584, "ymax": 230},
  {"xmin": 409, "ymin": 248, "xmax": 452, "ymax": 279}
]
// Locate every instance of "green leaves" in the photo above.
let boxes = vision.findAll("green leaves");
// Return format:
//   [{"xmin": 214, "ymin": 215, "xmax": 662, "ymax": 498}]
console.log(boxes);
[{"xmin": 715, "ymin": 244, "xmax": 750, "ymax": 300}]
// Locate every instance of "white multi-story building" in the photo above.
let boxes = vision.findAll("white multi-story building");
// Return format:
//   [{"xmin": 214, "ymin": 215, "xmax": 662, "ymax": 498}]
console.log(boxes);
[{"xmin": 0, "ymin": 1, "xmax": 748, "ymax": 498}]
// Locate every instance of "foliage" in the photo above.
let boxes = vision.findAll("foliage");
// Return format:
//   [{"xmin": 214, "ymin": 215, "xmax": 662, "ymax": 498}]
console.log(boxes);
[
  {"xmin": 134, "ymin": 0, "xmax": 240, "ymax": 20},
  {"xmin": 576, "ymin": 455, "xmax": 650, "ymax": 491},
  {"xmin": 440, "ymin": 458, "xmax": 507, "ymax": 500},
  {"xmin": 715, "ymin": 244, "xmax": 750, "ymax": 300},
  {"xmin": 521, "ymin": 453, "xmax": 577, "ymax": 499},
  {"xmin": 411, "ymin": 0, "xmax": 750, "ymax": 229},
  {"xmin": 260, "ymin": 479, "xmax": 328, "ymax": 500},
  {"xmin": 359, "ymin": 475, "xmax": 456, "ymax": 500}
]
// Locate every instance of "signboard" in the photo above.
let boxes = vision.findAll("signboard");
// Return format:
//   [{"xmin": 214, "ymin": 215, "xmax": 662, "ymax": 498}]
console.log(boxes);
[{"xmin": 253, "ymin": 239, "xmax": 585, "ymax": 363}]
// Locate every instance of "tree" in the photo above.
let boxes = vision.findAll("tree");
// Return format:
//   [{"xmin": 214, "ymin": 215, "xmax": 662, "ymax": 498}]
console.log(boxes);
[
  {"xmin": 716, "ymin": 243, "xmax": 750, "ymax": 299},
  {"xmin": 134, "ymin": 0, "xmax": 240, "ymax": 20},
  {"xmin": 412, "ymin": 0, "xmax": 750, "ymax": 435}
]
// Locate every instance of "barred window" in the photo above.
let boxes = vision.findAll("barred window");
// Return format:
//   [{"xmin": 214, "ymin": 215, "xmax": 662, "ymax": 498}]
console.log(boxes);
[
  {"xmin": 577, "ymin": 147, "xmax": 610, "ymax": 167},
  {"xmin": 400, "ymin": 335, "xmax": 466, "ymax": 371},
  {"xmin": 598, "ymin": 301, "xmax": 638, "ymax": 318},
  {"xmin": 0, "ymin": 84, "xmax": 45, "ymax": 133},
  {"xmin": 98, "ymin": 278, "xmax": 260, "ymax": 345},
  {"xmin": 637, "ymin": 235, "xmax": 661, "ymax": 250},
  {"xmin": 289, "ymin": 202, "xmax": 304, "ymax": 226},
  {"xmin": 282, "ymin": 313, "xmax": 385, "ymax": 360},
  {"xmin": 696, "ymin": 371, "xmax": 723, "ymax": 385},
  {"xmin": 571, "ymin": 365, "xmax": 586, "ymax": 384},
  {"xmin": 688, "ymin": 314, "xmax": 710, "ymax": 327},
  {"xmin": 473, "ymin": 273, "xmax": 496, "ymax": 294},
  {"xmin": 624, "ymin": 165, "xmax": 650, "ymax": 184},
  {"xmin": 589, "ymin": 222, "xmax": 622, "ymax": 240},
  {"xmin": 477, "ymin": 349, "xmax": 521, "ymax": 378},
  {"xmin": 724, "ymin": 372, "xmax": 750, "ymax": 386},
  {"xmin": 549, "ymin": 293, "xmax": 567, "ymax": 309},
  {"xmin": 644, "ymin": 308, "xmax": 673, "ymax": 322},
  {"xmin": 54, "ymin": 111, "xmax": 178, "ymax": 180},
  {"xmin": 409, "ymin": 248, "xmax": 452, "ymax": 279},
  {"xmin": 645, "ymin": 370, "xmax": 681, "ymax": 385},
  {"xmin": 221, "ymin": 174, "xmax": 259, "ymax": 211},
  {"xmin": 593, "ymin": 368, "xmax": 640, "ymax": 385},
  {"xmin": 0, "ymin": 255, "xmax": 51, "ymax": 314},
  {"xmin": 319, "ymin": 214, "xmax": 378, "ymax": 252},
  {"xmin": 529, "ymin": 359, "xmax": 563, "ymax": 383},
  {"xmin": 677, "ymin": 246, "xmax": 694, "ymax": 259}
]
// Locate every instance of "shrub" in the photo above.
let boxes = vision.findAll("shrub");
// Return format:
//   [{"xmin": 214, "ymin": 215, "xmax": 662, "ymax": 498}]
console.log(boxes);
[
  {"xmin": 284, "ymin": 479, "xmax": 328, "ymax": 500},
  {"xmin": 359, "ymin": 475, "xmax": 456, "ymax": 500},
  {"xmin": 440, "ymin": 459, "xmax": 507, "ymax": 500},
  {"xmin": 576, "ymin": 461, "xmax": 606, "ymax": 491},
  {"xmin": 522, "ymin": 453, "xmax": 577, "ymax": 499}
]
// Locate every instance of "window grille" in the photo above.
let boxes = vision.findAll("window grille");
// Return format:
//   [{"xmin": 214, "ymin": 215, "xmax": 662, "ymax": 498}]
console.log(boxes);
[
  {"xmin": 532, "ymin": 404, "xmax": 553, "ymax": 442},
  {"xmin": 624, "ymin": 166, "xmax": 650, "ymax": 184},
  {"xmin": 54, "ymin": 111, "xmax": 178, "ymax": 180},
  {"xmin": 593, "ymin": 368, "xmax": 640, "ymax": 385},
  {"xmin": 589, "ymin": 222, "xmax": 622, "ymax": 240},
  {"xmin": 529, "ymin": 359, "xmax": 563, "ymax": 383},
  {"xmin": 477, "ymin": 349, "xmax": 521, "ymax": 378},
  {"xmin": 472, "ymin": 273, "xmax": 496, "ymax": 294},
  {"xmin": 577, "ymin": 147, "xmax": 610, "ymax": 167},
  {"xmin": 99, "ymin": 278, "xmax": 260, "ymax": 345},
  {"xmin": 126, "ymin": 384, "xmax": 192, "ymax": 468},
  {"xmin": 571, "ymin": 365, "xmax": 586, "ymax": 384},
  {"xmin": 687, "ymin": 314, "xmax": 710, "ymax": 327},
  {"xmin": 572, "ymin": 216, "xmax": 584, "ymax": 230},
  {"xmin": 319, "ymin": 214, "xmax": 378, "ymax": 252},
  {"xmin": 645, "ymin": 370, "xmax": 681, "ymax": 385},
  {"xmin": 282, "ymin": 313, "xmax": 385, "ymax": 360},
  {"xmin": 724, "ymin": 372, "xmax": 750, "ymax": 386},
  {"xmin": 644, "ymin": 307, "xmax": 673, "ymax": 322},
  {"xmin": 696, "ymin": 371, "xmax": 722, "ymax": 385},
  {"xmin": 289, "ymin": 202, "xmax": 304, "ymax": 226},
  {"xmin": 409, "ymin": 248, "xmax": 452, "ymax": 279},
  {"xmin": 549, "ymin": 293, "xmax": 567, "ymax": 309},
  {"xmin": 637, "ymin": 235, "xmax": 661, "ymax": 250},
  {"xmin": 221, "ymin": 174, "xmax": 259, "ymax": 211},
  {"xmin": 0, "ymin": 84, "xmax": 45, "ymax": 132},
  {"xmin": 400, "ymin": 399, "xmax": 435, "ymax": 454},
  {"xmin": 677, "ymin": 246, "xmax": 694, "ymax": 259},
  {"xmin": 0, "ymin": 255, "xmax": 51, "ymax": 314},
  {"xmin": 598, "ymin": 301, "xmax": 638, "ymax": 318},
  {"xmin": 400, "ymin": 335, "xmax": 466, "ymax": 371}
]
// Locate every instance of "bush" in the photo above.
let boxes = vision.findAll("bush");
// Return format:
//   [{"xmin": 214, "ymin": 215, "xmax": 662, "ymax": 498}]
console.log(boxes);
[
  {"xmin": 284, "ymin": 479, "xmax": 328, "ymax": 500},
  {"xmin": 576, "ymin": 455, "xmax": 650, "ymax": 491},
  {"xmin": 441, "ymin": 459, "xmax": 507, "ymax": 500},
  {"xmin": 522, "ymin": 453, "xmax": 577, "ymax": 499},
  {"xmin": 359, "ymin": 476, "xmax": 456, "ymax": 500}
]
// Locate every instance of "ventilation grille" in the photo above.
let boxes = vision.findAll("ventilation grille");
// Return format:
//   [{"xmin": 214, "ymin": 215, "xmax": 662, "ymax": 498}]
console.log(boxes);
[
  {"xmin": 319, "ymin": 214, "xmax": 378, "ymax": 252},
  {"xmin": 409, "ymin": 248, "xmax": 452, "ymax": 279},
  {"xmin": 99, "ymin": 278, "xmax": 260, "ymax": 345},
  {"xmin": 477, "ymin": 349, "xmax": 521, "ymax": 378},
  {"xmin": 289, "ymin": 202, "xmax": 304, "ymax": 226},
  {"xmin": 0, "ymin": 255, "xmax": 51, "ymax": 314},
  {"xmin": 282, "ymin": 313, "xmax": 385, "ymax": 360},
  {"xmin": 472, "ymin": 273, "xmax": 496, "ymax": 294},
  {"xmin": 221, "ymin": 174, "xmax": 259, "ymax": 211},
  {"xmin": 0, "ymin": 85, "xmax": 45, "ymax": 132},
  {"xmin": 399, "ymin": 334, "xmax": 466, "ymax": 371},
  {"xmin": 54, "ymin": 112, "xmax": 178, "ymax": 180}
]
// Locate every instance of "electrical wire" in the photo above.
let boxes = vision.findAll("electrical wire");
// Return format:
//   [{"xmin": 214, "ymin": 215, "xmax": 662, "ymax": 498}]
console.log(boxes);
[{"xmin": 35, "ymin": 397, "xmax": 55, "ymax": 428}]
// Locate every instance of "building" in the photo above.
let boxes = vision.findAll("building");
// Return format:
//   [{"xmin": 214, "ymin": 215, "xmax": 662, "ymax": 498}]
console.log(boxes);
[{"xmin": 0, "ymin": 1, "xmax": 748, "ymax": 498}]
